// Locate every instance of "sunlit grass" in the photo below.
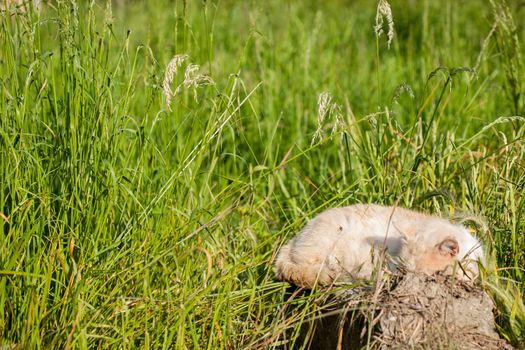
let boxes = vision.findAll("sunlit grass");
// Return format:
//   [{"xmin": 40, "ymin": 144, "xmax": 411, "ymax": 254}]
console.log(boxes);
[{"xmin": 0, "ymin": 0, "xmax": 524, "ymax": 348}]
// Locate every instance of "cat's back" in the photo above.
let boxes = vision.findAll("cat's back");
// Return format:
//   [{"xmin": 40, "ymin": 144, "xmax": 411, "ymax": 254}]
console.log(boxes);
[
  {"xmin": 331, "ymin": 203, "xmax": 425, "ymax": 228},
  {"xmin": 304, "ymin": 204, "xmax": 387, "ymax": 234},
  {"xmin": 296, "ymin": 204, "xmax": 443, "ymax": 248},
  {"xmin": 314, "ymin": 203, "xmax": 395, "ymax": 222},
  {"xmin": 302, "ymin": 204, "xmax": 406, "ymax": 239}
]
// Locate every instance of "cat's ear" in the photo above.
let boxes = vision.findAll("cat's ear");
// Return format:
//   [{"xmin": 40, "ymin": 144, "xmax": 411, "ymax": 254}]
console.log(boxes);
[{"xmin": 437, "ymin": 238, "xmax": 459, "ymax": 257}]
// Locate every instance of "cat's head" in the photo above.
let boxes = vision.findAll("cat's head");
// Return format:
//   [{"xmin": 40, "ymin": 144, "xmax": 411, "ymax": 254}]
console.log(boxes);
[{"xmin": 400, "ymin": 224, "xmax": 483, "ymax": 279}]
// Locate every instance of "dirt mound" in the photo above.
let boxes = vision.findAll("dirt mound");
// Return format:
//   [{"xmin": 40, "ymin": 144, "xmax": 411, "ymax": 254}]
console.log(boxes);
[{"xmin": 305, "ymin": 272, "xmax": 512, "ymax": 349}]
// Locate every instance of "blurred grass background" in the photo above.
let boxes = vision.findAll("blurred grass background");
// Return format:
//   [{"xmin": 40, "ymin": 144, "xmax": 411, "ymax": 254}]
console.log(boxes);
[{"xmin": 1, "ymin": 0, "xmax": 524, "ymax": 348}]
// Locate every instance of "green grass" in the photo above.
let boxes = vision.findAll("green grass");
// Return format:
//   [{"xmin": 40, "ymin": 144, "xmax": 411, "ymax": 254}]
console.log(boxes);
[{"xmin": 1, "ymin": 0, "xmax": 524, "ymax": 348}]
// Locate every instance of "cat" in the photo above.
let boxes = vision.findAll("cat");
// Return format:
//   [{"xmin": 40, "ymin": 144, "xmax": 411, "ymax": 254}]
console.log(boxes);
[{"xmin": 275, "ymin": 204, "xmax": 483, "ymax": 288}]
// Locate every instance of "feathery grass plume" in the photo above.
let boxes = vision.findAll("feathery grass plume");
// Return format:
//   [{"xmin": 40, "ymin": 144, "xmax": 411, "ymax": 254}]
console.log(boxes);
[
  {"xmin": 392, "ymin": 83, "xmax": 415, "ymax": 104},
  {"xmin": 312, "ymin": 92, "xmax": 333, "ymax": 144},
  {"xmin": 374, "ymin": 0, "xmax": 394, "ymax": 48},
  {"xmin": 163, "ymin": 55, "xmax": 215, "ymax": 109},
  {"xmin": 182, "ymin": 63, "xmax": 215, "ymax": 102},
  {"xmin": 104, "ymin": 0, "xmax": 114, "ymax": 27},
  {"xmin": 163, "ymin": 54, "xmax": 188, "ymax": 110},
  {"xmin": 312, "ymin": 92, "xmax": 344, "ymax": 145},
  {"xmin": 363, "ymin": 110, "xmax": 387, "ymax": 128}
]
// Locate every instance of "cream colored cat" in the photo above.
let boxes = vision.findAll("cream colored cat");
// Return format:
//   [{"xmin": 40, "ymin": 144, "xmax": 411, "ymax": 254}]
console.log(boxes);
[{"xmin": 275, "ymin": 204, "xmax": 483, "ymax": 288}]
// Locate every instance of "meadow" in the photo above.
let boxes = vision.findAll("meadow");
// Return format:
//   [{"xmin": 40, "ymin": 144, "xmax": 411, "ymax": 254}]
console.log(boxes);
[{"xmin": 1, "ymin": 0, "xmax": 524, "ymax": 348}]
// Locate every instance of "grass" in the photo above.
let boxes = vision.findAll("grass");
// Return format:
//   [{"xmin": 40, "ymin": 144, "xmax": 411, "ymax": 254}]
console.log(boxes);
[{"xmin": 0, "ymin": 0, "xmax": 524, "ymax": 348}]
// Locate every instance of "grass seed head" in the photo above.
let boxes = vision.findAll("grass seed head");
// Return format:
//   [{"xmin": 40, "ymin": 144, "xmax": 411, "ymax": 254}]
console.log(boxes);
[
  {"xmin": 183, "ymin": 63, "xmax": 215, "ymax": 102},
  {"xmin": 375, "ymin": 0, "xmax": 394, "ymax": 48},
  {"xmin": 163, "ymin": 54, "xmax": 189, "ymax": 110},
  {"xmin": 163, "ymin": 55, "xmax": 214, "ymax": 109},
  {"xmin": 312, "ymin": 92, "xmax": 344, "ymax": 145}
]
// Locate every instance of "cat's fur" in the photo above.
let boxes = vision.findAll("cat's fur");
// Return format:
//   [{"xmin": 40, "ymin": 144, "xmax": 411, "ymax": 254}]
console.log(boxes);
[{"xmin": 275, "ymin": 204, "xmax": 483, "ymax": 288}]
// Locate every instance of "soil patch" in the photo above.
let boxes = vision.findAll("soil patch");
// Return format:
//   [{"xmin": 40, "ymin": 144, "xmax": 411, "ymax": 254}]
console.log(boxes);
[{"xmin": 301, "ymin": 272, "xmax": 512, "ymax": 349}]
